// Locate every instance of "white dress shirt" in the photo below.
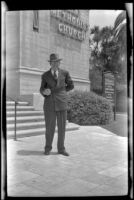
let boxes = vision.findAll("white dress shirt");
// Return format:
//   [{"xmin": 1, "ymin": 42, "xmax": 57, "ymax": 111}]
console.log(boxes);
[{"xmin": 51, "ymin": 69, "xmax": 59, "ymax": 78}]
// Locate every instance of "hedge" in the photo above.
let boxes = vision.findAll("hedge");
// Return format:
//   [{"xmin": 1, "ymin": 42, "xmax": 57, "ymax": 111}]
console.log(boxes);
[{"xmin": 67, "ymin": 90, "xmax": 113, "ymax": 125}]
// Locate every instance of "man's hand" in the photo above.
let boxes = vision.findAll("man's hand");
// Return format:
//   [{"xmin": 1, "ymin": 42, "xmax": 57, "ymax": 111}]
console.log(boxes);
[{"xmin": 42, "ymin": 88, "xmax": 51, "ymax": 96}]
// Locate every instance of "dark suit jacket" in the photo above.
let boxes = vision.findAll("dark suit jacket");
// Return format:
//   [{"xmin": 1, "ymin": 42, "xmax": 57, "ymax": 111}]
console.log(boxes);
[{"xmin": 40, "ymin": 68, "xmax": 74, "ymax": 111}]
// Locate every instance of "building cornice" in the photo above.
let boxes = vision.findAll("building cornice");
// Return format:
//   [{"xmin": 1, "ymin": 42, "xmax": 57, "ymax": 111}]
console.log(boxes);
[{"xmin": 19, "ymin": 66, "xmax": 90, "ymax": 84}]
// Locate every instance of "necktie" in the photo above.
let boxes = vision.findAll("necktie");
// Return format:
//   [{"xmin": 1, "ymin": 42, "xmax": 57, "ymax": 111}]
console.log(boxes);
[{"xmin": 53, "ymin": 71, "xmax": 57, "ymax": 80}]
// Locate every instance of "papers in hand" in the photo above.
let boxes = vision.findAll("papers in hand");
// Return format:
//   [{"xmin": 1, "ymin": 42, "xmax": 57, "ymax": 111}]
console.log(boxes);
[{"xmin": 42, "ymin": 88, "xmax": 51, "ymax": 96}]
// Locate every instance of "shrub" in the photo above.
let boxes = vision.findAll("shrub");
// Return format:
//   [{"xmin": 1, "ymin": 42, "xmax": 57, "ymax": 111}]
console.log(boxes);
[{"xmin": 67, "ymin": 90, "xmax": 113, "ymax": 125}]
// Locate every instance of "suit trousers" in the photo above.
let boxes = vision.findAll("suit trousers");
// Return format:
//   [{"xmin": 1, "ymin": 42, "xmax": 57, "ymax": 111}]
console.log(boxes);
[{"xmin": 44, "ymin": 109, "xmax": 67, "ymax": 152}]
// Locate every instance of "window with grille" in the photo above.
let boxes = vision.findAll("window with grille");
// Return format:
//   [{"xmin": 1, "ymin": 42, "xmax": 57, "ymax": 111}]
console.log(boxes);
[{"xmin": 33, "ymin": 10, "xmax": 39, "ymax": 31}]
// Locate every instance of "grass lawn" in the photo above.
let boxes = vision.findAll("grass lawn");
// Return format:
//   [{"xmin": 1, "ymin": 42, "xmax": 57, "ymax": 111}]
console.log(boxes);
[{"xmin": 101, "ymin": 113, "xmax": 128, "ymax": 137}]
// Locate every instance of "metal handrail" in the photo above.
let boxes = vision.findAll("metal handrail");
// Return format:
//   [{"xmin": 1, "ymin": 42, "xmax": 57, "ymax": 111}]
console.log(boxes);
[{"xmin": 7, "ymin": 96, "xmax": 20, "ymax": 141}]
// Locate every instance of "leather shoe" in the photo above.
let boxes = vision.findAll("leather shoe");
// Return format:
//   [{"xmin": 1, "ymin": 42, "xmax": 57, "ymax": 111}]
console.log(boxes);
[
  {"xmin": 44, "ymin": 151, "xmax": 50, "ymax": 155},
  {"xmin": 58, "ymin": 151, "xmax": 69, "ymax": 156}
]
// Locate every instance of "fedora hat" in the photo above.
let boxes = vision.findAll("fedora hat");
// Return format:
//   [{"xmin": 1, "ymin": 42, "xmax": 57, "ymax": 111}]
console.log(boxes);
[{"xmin": 48, "ymin": 53, "xmax": 62, "ymax": 62}]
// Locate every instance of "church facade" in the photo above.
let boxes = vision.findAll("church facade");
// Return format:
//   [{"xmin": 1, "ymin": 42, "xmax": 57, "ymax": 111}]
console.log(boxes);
[{"xmin": 6, "ymin": 10, "xmax": 90, "ymax": 110}]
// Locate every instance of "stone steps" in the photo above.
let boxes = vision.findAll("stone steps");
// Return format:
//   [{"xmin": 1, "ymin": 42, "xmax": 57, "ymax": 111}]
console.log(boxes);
[
  {"xmin": 7, "ymin": 115, "xmax": 45, "ymax": 123},
  {"xmin": 7, "ymin": 110, "xmax": 44, "ymax": 117},
  {"xmin": 6, "ymin": 100, "xmax": 80, "ymax": 139},
  {"xmin": 7, "ymin": 121, "xmax": 45, "ymax": 128},
  {"xmin": 7, "ymin": 121, "xmax": 45, "ymax": 131},
  {"xmin": 7, "ymin": 105, "xmax": 34, "ymax": 111},
  {"xmin": 7, "ymin": 122, "xmax": 80, "ymax": 139},
  {"xmin": 6, "ymin": 101, "xmax": 29, "ymax": 105}
]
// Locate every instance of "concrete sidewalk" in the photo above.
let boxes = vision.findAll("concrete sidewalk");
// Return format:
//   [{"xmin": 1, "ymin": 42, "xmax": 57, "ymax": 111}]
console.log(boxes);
[{"xmin": 7, "ymin": 126, "xmax": 128, "ymax": 197}]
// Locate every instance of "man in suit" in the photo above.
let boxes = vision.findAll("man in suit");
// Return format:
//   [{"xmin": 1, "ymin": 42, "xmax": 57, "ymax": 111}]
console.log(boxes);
[{"xmin": 40, "ymin": 53, "xmax": 74, "ymax": 156}]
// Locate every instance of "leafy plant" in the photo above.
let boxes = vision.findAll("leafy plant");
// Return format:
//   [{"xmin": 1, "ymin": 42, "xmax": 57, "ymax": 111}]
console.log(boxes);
[
  {"xmin": 89, "ymin": 24, "xmax": 127, "ymax": 86},
  {"xmin": 67, "ymin": 90, "xmax": 113, "ymax": 125}
]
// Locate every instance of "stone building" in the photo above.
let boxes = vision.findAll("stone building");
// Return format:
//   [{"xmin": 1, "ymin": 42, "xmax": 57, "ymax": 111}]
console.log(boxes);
[{"xmin": 6, "ymin": 10, "xmax": 90, "ymax": 110}]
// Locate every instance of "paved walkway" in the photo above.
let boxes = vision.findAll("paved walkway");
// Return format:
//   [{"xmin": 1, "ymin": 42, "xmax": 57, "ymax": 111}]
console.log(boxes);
[{"xmin": 7, "ymin": 126, "xmax": 128, "ymax": 197}]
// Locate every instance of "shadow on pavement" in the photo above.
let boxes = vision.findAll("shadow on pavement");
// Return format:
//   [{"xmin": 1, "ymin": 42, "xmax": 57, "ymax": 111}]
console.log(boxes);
[
  {"xmin": 17, "ymin": 150, "xmax": 58, "ymax": 156},
  {"xmin": 17, "ymin": 150, "xmax": 44, "ymax": 156}
]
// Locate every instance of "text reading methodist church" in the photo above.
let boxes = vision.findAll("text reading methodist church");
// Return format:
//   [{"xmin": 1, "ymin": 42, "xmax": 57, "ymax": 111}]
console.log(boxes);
[{"xmin": 6, "ymin": 10, "xmax": 90, "ymax": 110}]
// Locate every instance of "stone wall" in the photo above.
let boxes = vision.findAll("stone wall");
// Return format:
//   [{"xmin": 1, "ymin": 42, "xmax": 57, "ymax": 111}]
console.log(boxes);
[
  {"xmin": 19, "ymin": 10, "xmax": 90, "ymax": 96},
  {"xmin": 6, "ymin": 11, "xmax": 20, "ymax": 100},
  {"xmin": 6, "ymin": 10, "xmax": 90, "ymax": 108}
]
